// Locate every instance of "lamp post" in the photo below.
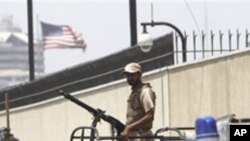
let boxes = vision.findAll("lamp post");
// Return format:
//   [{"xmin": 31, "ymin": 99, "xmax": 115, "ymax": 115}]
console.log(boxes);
[{"xmin": 139, "ymin": 21, "xmax": 187, "ymax": 62}]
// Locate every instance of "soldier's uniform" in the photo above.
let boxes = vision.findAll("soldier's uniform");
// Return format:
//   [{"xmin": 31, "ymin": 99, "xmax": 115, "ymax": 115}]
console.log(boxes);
[{"xmin": 126, "ymin": 83, "xmax": 156, "ymax": 141}]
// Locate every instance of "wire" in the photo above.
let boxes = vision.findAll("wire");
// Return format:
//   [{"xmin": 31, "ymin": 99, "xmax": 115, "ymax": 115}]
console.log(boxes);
[{"xmin": 184, "ymin": 0, "xmax": 201, "ymax": 34}]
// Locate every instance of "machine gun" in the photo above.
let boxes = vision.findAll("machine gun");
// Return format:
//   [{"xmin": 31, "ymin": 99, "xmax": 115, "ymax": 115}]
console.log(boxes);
[{"xmin": 57, "ymin": 90, "xmax": 125, "ymax": 136}]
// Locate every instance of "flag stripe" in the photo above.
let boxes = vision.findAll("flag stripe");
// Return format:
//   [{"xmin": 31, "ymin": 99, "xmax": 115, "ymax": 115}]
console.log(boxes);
[
  {"xmin": 44, "ymin": 36, "xmax": 84, "ymax": 42},
  {"xmin": 43, "ymin": 39, "xmax": 84, "ymax": 46},
  {"xmin": 40, "ymin": 21, "xmax": 86, "ymax": 50}
]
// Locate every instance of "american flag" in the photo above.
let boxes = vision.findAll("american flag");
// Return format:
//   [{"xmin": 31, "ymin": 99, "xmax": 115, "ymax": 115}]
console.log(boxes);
[{"xmin": 40, "ymin": 21, "xmax": 87, "ymax": 50}]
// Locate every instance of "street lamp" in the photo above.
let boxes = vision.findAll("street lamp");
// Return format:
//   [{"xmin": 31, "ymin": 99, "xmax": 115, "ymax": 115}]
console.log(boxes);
[
  {"xmin": 138, "ymin": 21, "xmax": 187, "ymax": 62},
  {"xmin": 138, "ymin": 30, "xmax": 153, "ymax": 53}
]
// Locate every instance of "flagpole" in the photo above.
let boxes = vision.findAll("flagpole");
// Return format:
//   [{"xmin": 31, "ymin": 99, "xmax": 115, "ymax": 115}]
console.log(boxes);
[
  {"xmin": 36, "ymin": 14, "xmax": 41, "ymax": 46},
  {"xmin": 27, "ymin": 0, "xmax": 35, "ymax": 81},
  {"xmin": 36, "ymin": 14, "xmax": 44, "ymax": 75}
]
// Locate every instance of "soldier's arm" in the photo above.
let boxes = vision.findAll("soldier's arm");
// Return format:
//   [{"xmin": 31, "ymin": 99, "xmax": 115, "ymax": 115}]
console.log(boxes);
[{"xmin": 121, "ymin": 109, "xmax": 154, "ymax": 138}]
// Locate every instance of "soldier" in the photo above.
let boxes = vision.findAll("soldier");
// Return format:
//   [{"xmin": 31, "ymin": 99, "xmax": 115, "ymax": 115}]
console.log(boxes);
[
  {"xmin": 0, "ymin": 128, "xmax": 19, "ymax": 141},
  {"xmin": 121, "ymin": 62, "xmax": 156, "ymax": 141}
]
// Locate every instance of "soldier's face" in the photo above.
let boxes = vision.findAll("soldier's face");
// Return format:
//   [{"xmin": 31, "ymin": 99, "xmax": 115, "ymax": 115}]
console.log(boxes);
[{"xmin": 125, "ymin": 72, "xmax": 141, "ymax": 86}]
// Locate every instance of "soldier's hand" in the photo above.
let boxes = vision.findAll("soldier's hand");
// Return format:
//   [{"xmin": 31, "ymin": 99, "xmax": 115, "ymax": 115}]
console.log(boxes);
[{"xmin": 121, "ymin": 126, "xmax": 131, "ymax": 140}]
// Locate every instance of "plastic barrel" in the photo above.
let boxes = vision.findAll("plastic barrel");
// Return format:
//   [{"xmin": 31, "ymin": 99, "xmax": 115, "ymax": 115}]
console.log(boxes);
[{"xmin": 195, "ymin": 116, "xmax": 219, "ymax": 141}]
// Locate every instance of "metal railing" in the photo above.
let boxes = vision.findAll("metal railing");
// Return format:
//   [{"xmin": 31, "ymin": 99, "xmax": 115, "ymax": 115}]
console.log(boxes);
[
  {"xmin": 174, "ymin": 29, "xmax": 250, "ymax": 64},
  {"xmin": 68, "ymin": 114, "xmax": 250, "ymax": 141},
  {"xmin": 70, "ymin": 126, "xmax": 195, "ymax": 141}
]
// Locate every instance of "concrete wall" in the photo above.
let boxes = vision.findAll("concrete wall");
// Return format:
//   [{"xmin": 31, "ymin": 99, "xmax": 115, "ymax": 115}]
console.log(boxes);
[
  {"xmin": 0, "ymin": 48, "xmax": 250, "ymax": 141},
  {"xmin": 168, "ymin": 48, "xmax": 250, "ymax": 127}
]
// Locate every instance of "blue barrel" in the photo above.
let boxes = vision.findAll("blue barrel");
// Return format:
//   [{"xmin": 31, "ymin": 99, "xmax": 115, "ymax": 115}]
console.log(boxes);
[{"xmin": 195, "ymin": 116, "xmax": 219, "ymax": 141}]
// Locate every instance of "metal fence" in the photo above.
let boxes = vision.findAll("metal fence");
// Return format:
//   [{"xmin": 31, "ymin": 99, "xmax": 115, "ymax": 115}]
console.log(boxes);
[
  {"xmin": 70, "ymin": 126, "xmax": 195, "ymax": 141},
  {"xmin": 174, "ymin": 29, "xmax": 250, "ymax": 64}
]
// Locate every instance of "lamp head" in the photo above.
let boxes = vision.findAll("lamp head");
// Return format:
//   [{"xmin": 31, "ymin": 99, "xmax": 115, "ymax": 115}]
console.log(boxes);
[{"xmin": 138, "ymin": 32, "xmax": 153, "ymax": 53}]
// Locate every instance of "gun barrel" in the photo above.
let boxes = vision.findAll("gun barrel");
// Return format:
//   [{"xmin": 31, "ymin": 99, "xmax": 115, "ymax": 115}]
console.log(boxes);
[
  {"xmin": 57, "ymin": 90, "xmax": 98, "ymax": 115},
  {"xmin": 57, "ymin": 90, "xmax": 125, "ymax": 135}
]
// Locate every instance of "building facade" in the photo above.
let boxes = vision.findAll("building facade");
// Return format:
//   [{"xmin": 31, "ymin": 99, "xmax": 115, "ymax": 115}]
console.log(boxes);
[{"xmin": 0, "ymin": 16, "xmax": 44, "ymax": 89}]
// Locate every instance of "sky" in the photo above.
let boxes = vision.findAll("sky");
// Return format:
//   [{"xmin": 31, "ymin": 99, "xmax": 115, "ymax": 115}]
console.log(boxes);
[{"xmin": 1, "ymin": 0, "xmax": 250, "ymax": 74}]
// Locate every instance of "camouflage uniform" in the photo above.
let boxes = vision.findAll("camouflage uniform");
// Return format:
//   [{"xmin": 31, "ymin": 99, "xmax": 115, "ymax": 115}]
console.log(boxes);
[{"xmin": 126, "ymin": 83, "xmax": 156, "ymax": 141}]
